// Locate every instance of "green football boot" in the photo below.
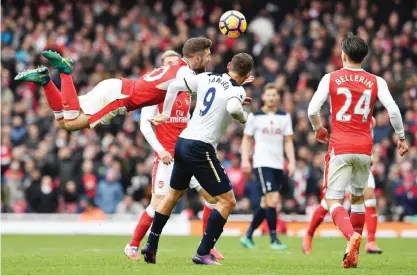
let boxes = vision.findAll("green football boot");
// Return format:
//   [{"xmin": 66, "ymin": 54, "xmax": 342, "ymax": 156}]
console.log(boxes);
[
  {"xmin": 14, "ymin": 66, "xmax": 50, "ymax": 86},
  {"xmin": 240, "ymin": 237, "xmax": 256, "ymax": 249},
  {"xmin": 270, "ymin": 240, "xmax": 288, "ymax": 250},
  {"xmin": 41, "ymin": 50, "xmax": 73, "ymax": 74}
]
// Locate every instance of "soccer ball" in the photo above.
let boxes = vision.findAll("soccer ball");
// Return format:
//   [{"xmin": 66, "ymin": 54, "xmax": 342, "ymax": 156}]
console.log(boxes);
[{"xmin": 219, "ymin": 10, "xmax": 247, "ymax": 39}]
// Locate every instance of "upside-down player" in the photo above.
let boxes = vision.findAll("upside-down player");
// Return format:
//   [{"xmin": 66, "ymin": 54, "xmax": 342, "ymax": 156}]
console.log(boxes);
[
  {"xmin": 307, "ymin": 33, "xmax": 408, "ymax": 268},
  {"xmin": 14, "ymin": 37, "xmax": 212, "ymax": 130},
  {"xmin": 124, "ymin": 50, "xmax": 224, "ymax": 261},
  {"xmin": 303, "ymin": 117, "xmax": 383, "ymax": 255}
]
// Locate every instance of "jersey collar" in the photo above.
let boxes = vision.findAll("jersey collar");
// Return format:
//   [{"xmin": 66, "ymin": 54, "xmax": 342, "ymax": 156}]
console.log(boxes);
[
  {"xmin": 343, "ymin": 66, "xmax": 364, "ymax": 71},
  {"xmin": 223, "ymin": 73, "xmax": 239, "ymax": 87}
]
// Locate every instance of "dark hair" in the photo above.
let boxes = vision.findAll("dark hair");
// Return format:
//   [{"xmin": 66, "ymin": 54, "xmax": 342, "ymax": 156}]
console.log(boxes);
[
  {"xmin": 182, "ymin": 37, "xmax": 212, "ymax": 58},
  {"xmin": 230, "ymin": 53, "xmax": 254, "ymax": 77},
  {"xmin": 262, "ymin": 83, "xmax": 279, "ymax": 94},
  {"xmin": 341, "ymin": 33, "xmax": 368, "ymax": 63}
]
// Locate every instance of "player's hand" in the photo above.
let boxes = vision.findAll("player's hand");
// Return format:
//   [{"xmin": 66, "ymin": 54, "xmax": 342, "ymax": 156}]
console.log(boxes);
[
  {"xmin": 287, "ymin": 162, "xmax": 295, "ymax": 178},
  {"xmin": 243, "ymin": 97, "xmax": 252, "ymax": 106},
  {"xmin": 397, "ymin": 138, "xmax": 409, "ymax": 156},
  {"xmin": 241, "ymin": 159, "xmax": 252, "ymax": 174},
  {"xmin": 242, "ymin": 75, "xmax": 255, "ymax": 86},
  {"xmin": 150, "ymin": 114, "xmax": 169, "ymax": 126},
  {"xmin": 315, "ymin": 126, "xmax": 329, "ymax": 143},
  {"xmin": 159, "ymin": 150, "xmax": 173, "ymax": 165}
]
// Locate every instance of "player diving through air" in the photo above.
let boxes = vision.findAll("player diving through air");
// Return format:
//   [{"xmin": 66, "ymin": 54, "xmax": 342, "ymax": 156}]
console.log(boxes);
[
  {"xmin": 307, "ymin": 33, "xmax": 408, "ymax": 269},
  {"xmin": 14, "ymin": 37, "xmax": 213, "ymax": 130}
]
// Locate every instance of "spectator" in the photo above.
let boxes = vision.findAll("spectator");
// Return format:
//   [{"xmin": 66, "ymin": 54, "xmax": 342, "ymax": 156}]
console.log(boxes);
[
  {"xmin": 95, "ymin": 169, "xmax": 123, "ymax": 214},
  {"xmin": 116, "ymin": 195, "xmax": 144, "ymax": 215},
  {"xmin": 79, "ymin": 197, "xmax": 106, "ymax": 221}
]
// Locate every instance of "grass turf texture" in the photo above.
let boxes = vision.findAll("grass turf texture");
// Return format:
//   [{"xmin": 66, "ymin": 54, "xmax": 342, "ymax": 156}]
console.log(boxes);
[{"xmin": 2, "ymin": 235, "xmax": 416, "ymax": 275}]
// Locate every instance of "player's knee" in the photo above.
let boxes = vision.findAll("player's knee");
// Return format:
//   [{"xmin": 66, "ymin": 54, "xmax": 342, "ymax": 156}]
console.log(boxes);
[
  {"xmin": 217, "ymin": 192, "xmax": 236, "ymax": 212},
  {"xmin": 265, "ymin": 192, "xmax": 279, "ymax": 207},
  {"xmin": 364, "ymin": 187, "xmax": 375, "ymax": 200}
]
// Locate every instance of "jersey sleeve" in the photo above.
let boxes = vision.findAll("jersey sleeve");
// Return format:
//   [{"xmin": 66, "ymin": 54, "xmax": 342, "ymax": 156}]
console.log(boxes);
[
  {"xmin": 284, "ymin": 114, "xmax": 294, "ymax": 136},
  {"xmin": 308, "ymin": 73, "xmax": 330, "ymax": 116},
  {"xmin": 176, "ymin": 65, "xmax": 196, "ymax": 79},
  {"xmin": 140, "ymin": 105, "xmax": 165, "ymax": 154},
  {"xmin": 376, "ymin": 76, "xmax": 405, "ymax": 139},
  {"xmin": 162, "ymin": 74, "xmax": 204, "ymax": 117},
  {"xmin": 243, "ymin": 113, "xmax": 256, "ymax": 136},
  {"xmin": 228, "ymin": 86, "xmax": 246, "ymax": 103}
]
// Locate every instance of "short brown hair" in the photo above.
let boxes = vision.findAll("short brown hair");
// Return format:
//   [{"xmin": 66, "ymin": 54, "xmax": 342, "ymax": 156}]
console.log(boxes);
[
  {"xmin": 262, "ymin": 83, "xmax": 279, "ymax": 94},
  {"xmin": 230, "ymin": 53, "xmax": 254, "ymax": 77},
  {"xmin": 182, "ymin": 37, "xmax": 212, "ymax": 58}
]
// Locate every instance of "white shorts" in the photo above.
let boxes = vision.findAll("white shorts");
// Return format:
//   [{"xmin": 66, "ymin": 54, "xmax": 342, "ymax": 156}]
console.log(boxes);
[
  {"xmin": 367, "ymin": 172, "xmax": 375, "ymax": 189},
  {"xmin": 78, "ymin": 79, "xmax": 129, "ymax": 128},
  {"xmin": 324, "ymin": 152, "xmax": 371, "ymax": 199},
  {"xmin": 152, "ymin": 159, "xmax": 201, "ymax": 195}
]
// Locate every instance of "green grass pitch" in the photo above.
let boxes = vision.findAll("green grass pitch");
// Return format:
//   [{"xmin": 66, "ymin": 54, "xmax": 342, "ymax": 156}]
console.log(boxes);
[{"xmin": 2, "ymin": 235, "xmax": 417, "ymax": 275}]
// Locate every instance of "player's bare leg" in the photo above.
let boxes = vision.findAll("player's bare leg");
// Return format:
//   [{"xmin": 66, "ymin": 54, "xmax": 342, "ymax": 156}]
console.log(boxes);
[
  {"xmin": 364, "ymin": 187, "xmax": 382, "ymax": 254},
  {"xmin": 303, "ymin": 199, "xmax": 328, "ymax": 254},
  {"xmin": 326, "ymin": 196, "xmax": 362, "ymax": 269},
  {"xmin": 264, "ymin": 192, "xmax": 287, "ymax": 250},
  {"xmin": 198, "ymin": 189, "xmax": 224, "ymax": 260},
  {"xmin": 15, "ymin": 66, "xmax": 66, "ymax": 129},
  {"xmin": 41, "ymin": 50, "xmax": 92, "ymax": 131}
]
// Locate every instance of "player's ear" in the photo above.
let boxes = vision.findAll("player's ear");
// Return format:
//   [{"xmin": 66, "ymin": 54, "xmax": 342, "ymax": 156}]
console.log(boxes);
[
  {"xmin": 245, "ymin": 72, "xmax": 250, "ymax": 79},
  {"xmin": 227, "ymin": 62, "xmax": 231, "ymax": 71}
]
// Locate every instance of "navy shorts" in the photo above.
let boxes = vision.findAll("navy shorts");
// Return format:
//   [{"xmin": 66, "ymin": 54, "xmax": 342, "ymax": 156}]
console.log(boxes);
[
  {"xmin": 254, "ymin": 167, "xmax": 287, "ymax": 195},
  {"xmin": 170, "ymin": 137, "xmax": 232, "ymax": 197}
]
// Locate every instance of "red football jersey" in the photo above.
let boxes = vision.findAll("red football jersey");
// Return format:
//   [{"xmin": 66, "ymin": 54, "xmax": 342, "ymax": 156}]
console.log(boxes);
[
  {"xmin": 155, "ymin": 92, "xmax": 191, "ymax": 157},
  {"xmin": 120, "ymin": 59, "xmax": 191, "ymax": 112},
  {"xmin": 328, "ymin": 68, "xmax": 378, "ymax": 155}
]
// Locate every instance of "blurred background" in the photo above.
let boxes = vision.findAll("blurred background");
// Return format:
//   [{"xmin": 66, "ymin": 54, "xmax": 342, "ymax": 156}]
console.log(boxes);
[{"xmin": 1, "ymin": 0, "xmax": 417, "ymax": 223}]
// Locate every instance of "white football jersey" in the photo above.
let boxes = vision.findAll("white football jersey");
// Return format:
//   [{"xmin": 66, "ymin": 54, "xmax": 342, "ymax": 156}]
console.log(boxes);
[
  {"xmin": 244, "ymin": 110, "xmax": 293, "ymax": 169},
  {"xmin": 180, "ymin": 73, "xmax": 246, "ymax": 148}
]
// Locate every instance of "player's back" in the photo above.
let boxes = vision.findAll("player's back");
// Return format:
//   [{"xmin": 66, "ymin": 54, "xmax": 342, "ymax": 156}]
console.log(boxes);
[
  {"xmin": 180, "ymin": 73, "xmax": 245, "ymax": 148},
  {"xmin": 121, "ymin": 58, "xmax": 192, "ymax": 111},
  {"xmin": 328, "ymin": 68, "xmax": 378, "ymax": 155}
]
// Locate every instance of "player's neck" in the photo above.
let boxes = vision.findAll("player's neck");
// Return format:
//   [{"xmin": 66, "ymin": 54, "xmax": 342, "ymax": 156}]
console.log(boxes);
[
  {"xmin": 343, "ymin": 62, "xmax": 362, "ymax": 70},
  {"xmin": 261, "ymin": 106, "xmax": 278, "ymax": 114},
  {"xmin": 227, "ymin": 71, "xmax": 244, "ymax": 85}
]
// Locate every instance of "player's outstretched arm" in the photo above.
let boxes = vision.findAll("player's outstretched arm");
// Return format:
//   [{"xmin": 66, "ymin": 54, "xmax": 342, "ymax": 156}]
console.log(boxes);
[
  {"xmin": 241, "ymin": 134, "xmax": 253, "ymax": 174},
  {"xmin": 308, "ymin": 74, "xmax": 330, "ymax": 143},
  {"xmin": 151, "ymin": 75, "xmax": 201, "ymax": 126},
  {"xmin": 140, "ymin": 105, "xmax": 173, "ymax": 165},
  {"xmin": 376, "ymin": 77, "xmax": 409, "ymax": 156}
]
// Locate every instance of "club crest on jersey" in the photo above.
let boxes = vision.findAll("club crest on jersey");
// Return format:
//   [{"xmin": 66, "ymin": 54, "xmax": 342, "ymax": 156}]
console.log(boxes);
[{"xmin": 176, "ymin": 100, "xmax": 182, "ymax": 108}]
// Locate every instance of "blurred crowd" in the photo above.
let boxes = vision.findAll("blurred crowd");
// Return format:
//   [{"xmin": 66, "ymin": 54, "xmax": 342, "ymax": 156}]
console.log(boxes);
[{"xmin": 1, "ymin": 0, "xmax": 417, "ymax": 220}]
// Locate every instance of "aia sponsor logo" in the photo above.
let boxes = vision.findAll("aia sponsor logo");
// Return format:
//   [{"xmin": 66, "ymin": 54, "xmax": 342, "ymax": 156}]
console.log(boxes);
[{"xmin": 262, "ymin": 127, "xmax": 281, "ymax": 135}]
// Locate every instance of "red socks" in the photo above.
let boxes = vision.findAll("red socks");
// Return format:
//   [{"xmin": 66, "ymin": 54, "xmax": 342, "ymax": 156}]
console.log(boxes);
[
  {"xmin": 60, "ymin": 73, "xmax": 80, "ymax": 120},
  {"xmin": 43, "ymin": 81, "xmax": 64, "ymax": 121},
  {"xmin": 130, "ymin": 208, "xmax": 154, "ymax": 248},
  {"xmin": 350, "ymin": 203, "xmax": 366, "ymax": 235},
  {"xmin": 202, "ymin": 203, "xmax": 214, "ymax": 233},
  {"xmin": 330, "ymin": 204, "xmax": 355, "ymax": 240},
  {"xmin": 365, "ymin": 205, "xmax": 377, "ymax": 242},
  {"xmin": 307, "ymin": 203, "xmax": 328, "ymax": 236}
]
